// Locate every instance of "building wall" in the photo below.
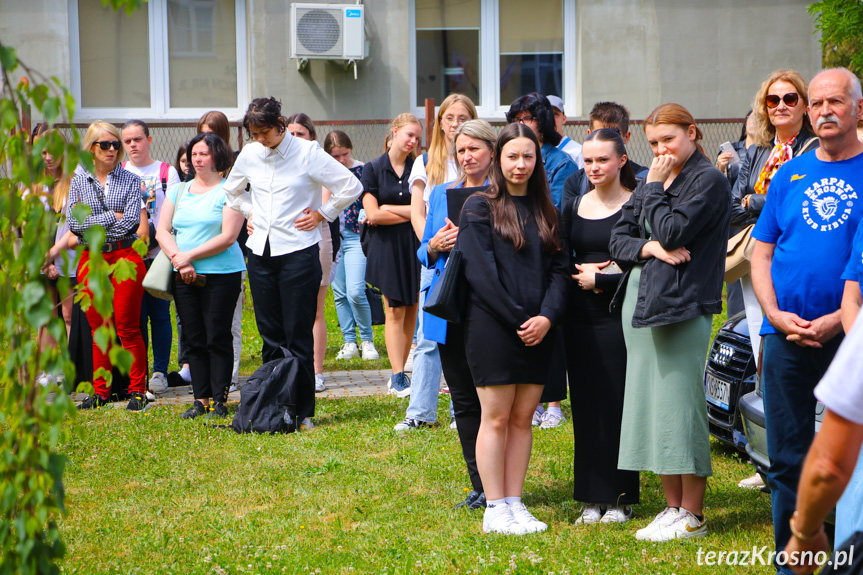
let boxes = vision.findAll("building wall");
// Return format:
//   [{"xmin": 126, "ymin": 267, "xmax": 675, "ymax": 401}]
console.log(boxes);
[
  {"xmin": 578, "ymin": 0, "xmax": 822, "ymax": 118},
  {"xmin": 0, "ymin": 0, "xmax": 823, "ymax": 121},
  {"xmin": 248, "ymin": 0, "xmax": 411, "ymax": 121}
]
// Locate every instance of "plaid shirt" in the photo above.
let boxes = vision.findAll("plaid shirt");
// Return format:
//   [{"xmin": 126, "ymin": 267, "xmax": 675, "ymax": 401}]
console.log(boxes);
[{"xmin": 69, "ymin": 165, "xmax": 142, "ymax": 242}]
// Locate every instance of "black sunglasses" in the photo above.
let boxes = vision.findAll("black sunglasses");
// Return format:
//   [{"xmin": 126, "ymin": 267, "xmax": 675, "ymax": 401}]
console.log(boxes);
[
  {"xmin": 94, "ymin": 140, "xmax": 122, "ymax": 150},
  {"xmin": 765, "ymin": 93, "xmax": 800, "ymax": 109}
]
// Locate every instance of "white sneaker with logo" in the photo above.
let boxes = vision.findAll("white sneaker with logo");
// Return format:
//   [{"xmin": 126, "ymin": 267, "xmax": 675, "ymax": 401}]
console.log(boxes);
[
  {"xmin": 531, "ymin": 406, "xmax": 545, "ymax": 427},
  {"xmin": 539, "ymin": 410, "xmax": 566, "ymax": 429},
  {"xmin": 482, "ymin": 505, "xmax": 530, "ymax": 535},
  {"xmin": 336, "ymin": 342, "xmax": 359, "ymax": 360},
  {"xmin": 600, "ymin": 506, "xmax": 633, "ymax": 524},
  {"xmin": 648, "ymin": 509, "xmax": 706, "ymax": 541},
  {"xmin": 635, "ymin": 507, "xmax": 680, "ymax": 540}
]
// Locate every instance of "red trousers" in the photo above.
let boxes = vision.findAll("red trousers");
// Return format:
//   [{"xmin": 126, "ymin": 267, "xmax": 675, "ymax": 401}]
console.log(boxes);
[{"xmin": 77, "ymin": 246, "xmax": 147, "ymax": 398}]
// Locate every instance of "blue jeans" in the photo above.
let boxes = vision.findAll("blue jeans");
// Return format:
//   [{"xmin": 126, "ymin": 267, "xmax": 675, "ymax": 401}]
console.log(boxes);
[
  {"xmin": 140, "ymin": 289, "xmax": 172, "ymax": 375},
  {"xmin": 762, "ymin": 333, "xmax": 842, "ymax": 573},
  {"xmin": 405, "ymin": 267, "xmax": 443, "ymax": 423},
  {"xmin": 332, "ymin": 229, "xmax": 373, "ymax": 343}
]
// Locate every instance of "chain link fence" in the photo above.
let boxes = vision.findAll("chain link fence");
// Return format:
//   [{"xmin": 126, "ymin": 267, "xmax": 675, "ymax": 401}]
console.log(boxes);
[{"xmin": 24, "ymin": 118, "xmax": 747, "ymax": 177}]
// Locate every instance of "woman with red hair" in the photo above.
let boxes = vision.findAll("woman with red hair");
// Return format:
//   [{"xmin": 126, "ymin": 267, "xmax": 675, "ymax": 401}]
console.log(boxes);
[{"xmin": 610, "ymin": 103, "xmax": 731, "ymax": 542}]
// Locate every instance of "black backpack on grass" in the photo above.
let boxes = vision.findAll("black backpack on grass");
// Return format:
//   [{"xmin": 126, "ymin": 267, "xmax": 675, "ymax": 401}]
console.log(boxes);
[{"xmin": 231, "ymin": 350, "xmax": 314, "ymax": 434}]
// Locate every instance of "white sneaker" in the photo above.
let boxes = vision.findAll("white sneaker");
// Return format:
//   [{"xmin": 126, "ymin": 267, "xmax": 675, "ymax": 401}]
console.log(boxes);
[
  {"xmin": 229, "ymin": 383, "xmax": 238, "ymax": 393},
  {"xmin": 509, "ymin": 502, "xmax": 548, "ymax": 533},
  {"xmin": 738, "ymin": 473, "xmax": 766, "ymax": 489},
  {"xmin": 635, "ymin": 507, "xmax": 680, "ymax": 540},
  {"xmin": 482, "ymin": 505, "xmax": 530, "ymax": 535},
  {"xmin": 531, "ymin": 406, "xmax": 545, "ymax": 427},
  {"xmin": 300, "ymin": 417, "xmax": 314, "ymax": 430},
  {"xmin": 648, "ymin": 508, "xmax": 707, "ymax": 541},
  {"xmin": 336, "ymin": 342, "xmax": 359, "ymax": 360},
  {"xmin": 360, "ymin": 340, "xmax": 379, "ymax": 361},
  {"xmin": 450, "ymin": 418, "xmax": 457, "ymax": 430},
  {"xmin": 314, "ymin": 373, "xmax": 326, "ymax": 393},
  {"xmin": 145, "ymin": 391, "xmax": 156, "ymax": 402},
  {"xmin": 601, "ymin": 506, "xmax": 633, "ymax": 524},
  {"xmin": 575, "ymin": 504, "xmax": 605, "ymax": 525},
  {"xmin": 539, "ymin": 411, "xmax": 566, "ymax": 429},
  {"xmin": 36, "ymin": 372, "xmax": 53, "ymax": 387},
  {"xmin": 149, "ymin": 372, "xmax": 168, "ymax": 394}
]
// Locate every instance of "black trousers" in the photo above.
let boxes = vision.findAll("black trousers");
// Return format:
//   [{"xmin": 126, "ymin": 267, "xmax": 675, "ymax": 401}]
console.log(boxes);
[
  {"xmin": 439, "ymin": 322, "xmax": 483, "ymax": 494},
  {"xmin": 246, "ymin": 241, "xmax": 321, "ymax": 392},
  {"xmin": 173, "ymin": 272, "xmax": 242, "ymax": 402}
]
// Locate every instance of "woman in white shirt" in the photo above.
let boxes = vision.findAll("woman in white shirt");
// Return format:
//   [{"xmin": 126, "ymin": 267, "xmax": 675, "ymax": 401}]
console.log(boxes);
[{"xmin": 223, "ymin": 97, "xmax": 363, "ymax": 427}]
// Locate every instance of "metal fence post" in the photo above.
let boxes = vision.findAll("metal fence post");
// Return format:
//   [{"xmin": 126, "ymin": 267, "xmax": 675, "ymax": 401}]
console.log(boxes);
[{"xmin": 424, "ymin": 98, "xmax": 435, "ymax": 152}]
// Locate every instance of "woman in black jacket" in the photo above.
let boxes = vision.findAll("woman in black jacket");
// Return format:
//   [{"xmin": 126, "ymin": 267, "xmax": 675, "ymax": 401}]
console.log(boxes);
[
  {"xmin": 730, "ymin": 69, "xmax": 818, "ymax": 370},
  {"xmin": 609, "ymin": 104, "xmax": 730, "ymax": 542}
]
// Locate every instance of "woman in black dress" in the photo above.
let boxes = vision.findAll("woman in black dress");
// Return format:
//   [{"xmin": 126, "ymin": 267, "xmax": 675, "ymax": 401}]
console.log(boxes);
[
  {"xmin": 457, "ymin": 123, "xmax": 569, "ymax": 535},
  {"xmin": 564, "ymin": 128, "xmax": 640, "ymax": 525},
  {"xmin": 362, "ymin": 113, "xmax": 423, "ymax": 394}
]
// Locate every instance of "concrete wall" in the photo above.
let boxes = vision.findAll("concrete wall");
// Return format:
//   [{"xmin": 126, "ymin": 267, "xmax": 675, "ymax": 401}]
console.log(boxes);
[
  {"xmin": 578, "ymin": 0, "xmax": 822, "ymax": 119},
  {"xmin": 0, "ymin": 0, "xmax": 823, "ymax": 122},
  {"xmin": 248, "ymin": 0, "xmax": 411, "ymax": 120},
  {"xmin": 0, "ymin": 0, "xmax": 72, "ymax": 88}
]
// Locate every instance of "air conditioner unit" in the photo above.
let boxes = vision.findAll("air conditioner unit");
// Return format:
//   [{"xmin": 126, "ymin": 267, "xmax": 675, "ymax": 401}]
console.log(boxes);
[{"xmin": 291, "ymin": 3, "xmax": 366, "ymax": 64}]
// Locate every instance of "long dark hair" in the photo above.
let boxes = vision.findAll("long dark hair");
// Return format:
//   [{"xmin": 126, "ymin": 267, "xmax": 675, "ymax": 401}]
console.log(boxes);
[
  {"xmin": 480, "ymin": 123, "xmax": 560, "ymax": 253},
  {"xmin": 505, "ymin": 93, "xmax": 561, "ymax": 146},
  {"xmin": 583, "ymin": 128, "xmax": 637, "ymax": 191}
]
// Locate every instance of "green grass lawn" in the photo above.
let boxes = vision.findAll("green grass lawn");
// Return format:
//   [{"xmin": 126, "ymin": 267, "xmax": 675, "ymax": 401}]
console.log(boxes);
[{"xmin": 58, "ymin": 284, "xmax": 769, "ymax": 574}]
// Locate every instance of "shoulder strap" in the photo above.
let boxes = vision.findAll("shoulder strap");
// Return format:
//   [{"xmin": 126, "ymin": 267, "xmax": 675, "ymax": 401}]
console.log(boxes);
[
  {"xmin": 170, "ymin": 181, "xmax": 191, "ymax": 231},
  {"xmin": 159, "ymin": 162, "xmax": 170, "ymax": 193},
  {"xmin": 563, "ymin": 192, "xmax": 583, "ymax": 225},
  {"xmin": 798, "ymin": 137, "xmax": 819, "ymax": 156}
]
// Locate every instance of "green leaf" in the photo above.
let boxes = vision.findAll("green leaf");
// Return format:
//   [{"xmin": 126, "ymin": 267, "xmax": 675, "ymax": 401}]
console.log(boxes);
[
  {"xmin": 20, "ymin": 282, "xmax": 45, "ymax": 308},
  {"xmin": 93, "ymin": 325, "xmax": 111, "ymax": 353},
  {"xmin": 42, "ymin": 97, "xmax": 60, "ymax": 124},
  {"xmin": 0, "ymin": 45, "xmax": 17, "ymax": 72},
  {"xmin": 108, "ymin": 346, "xmax": 132, "ymax": 375}
]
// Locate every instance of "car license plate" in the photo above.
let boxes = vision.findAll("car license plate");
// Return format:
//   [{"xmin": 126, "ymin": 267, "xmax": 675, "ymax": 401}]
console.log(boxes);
[{"xmin": 705, "ymin": 373, "xmax": 731, "ymax": 411}]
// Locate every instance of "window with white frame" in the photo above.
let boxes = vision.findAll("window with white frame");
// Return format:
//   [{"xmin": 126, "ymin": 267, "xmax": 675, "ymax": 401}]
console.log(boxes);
[
  {"xmin": 69, "ymin": 0, "xmax": 247, "ymax": 119},
  {"xmin": 412, "ymin": 0, "xmax": 574, "ymax": 117}
]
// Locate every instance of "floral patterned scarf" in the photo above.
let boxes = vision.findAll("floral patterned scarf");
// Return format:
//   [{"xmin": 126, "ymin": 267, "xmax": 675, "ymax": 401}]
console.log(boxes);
[{"xmin": 753, "ymin": 133, "xmax": 798, "ymax": 195}]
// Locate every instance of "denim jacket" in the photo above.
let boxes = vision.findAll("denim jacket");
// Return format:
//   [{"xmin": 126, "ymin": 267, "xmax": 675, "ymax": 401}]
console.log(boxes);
[
  {"xmin": 609, "ymin": 151, "xmax": 731, "ymax": 327},
  {"xmin": 541, "ymin": 143, "xmax": 578, "ymax": 209}
]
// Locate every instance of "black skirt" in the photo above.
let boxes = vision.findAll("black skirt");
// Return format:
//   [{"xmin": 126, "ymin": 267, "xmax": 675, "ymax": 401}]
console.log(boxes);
[
  {"xmin": 364, "ymin": 222, "xmax": 420, "ymax": 307},
  {"xmin": 464, "ymin": 302, "xmax": 554, "ymax": 387}
]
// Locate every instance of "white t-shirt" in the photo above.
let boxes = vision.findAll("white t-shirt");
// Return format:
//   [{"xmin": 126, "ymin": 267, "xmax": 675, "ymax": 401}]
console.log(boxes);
[
  {"xmin": 815, "ymin": 307, "xmax": 863, "ymax": 425},
  {"xmin": 122, "ymin": 160, "xmax": 181, "ymax": 229},
  {"xmin": 558, "ymin": 137, "xmax": 584, "ymax": 169},
  {"xmin": 408, "ymin": 155, "xmax": 460, "ymax": 208}
]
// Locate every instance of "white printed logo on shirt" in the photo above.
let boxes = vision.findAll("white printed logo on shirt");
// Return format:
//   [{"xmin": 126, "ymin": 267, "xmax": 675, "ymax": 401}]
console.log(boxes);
[
  {"xmin": 139, "ymin": 176, "xmax": 159, "ymax": 218},
  {"xmin": 801, "ymin": 177, "xmax": 857, "ymax": 231}
]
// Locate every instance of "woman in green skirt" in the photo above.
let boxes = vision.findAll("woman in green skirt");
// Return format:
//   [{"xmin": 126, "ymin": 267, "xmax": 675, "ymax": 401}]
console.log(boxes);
[{"xmin": 609, "ymin": 103, "xmax": 731, "ymax": 542}]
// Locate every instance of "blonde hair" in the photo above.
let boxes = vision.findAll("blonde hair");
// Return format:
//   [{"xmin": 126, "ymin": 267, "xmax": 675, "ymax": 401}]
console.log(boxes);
[
  {"xmin": 644, "ymin": 103, "xmax": 706, "ymax": 157},
  {"xmin": 389, "ymin": 113, "xmax": 422, "ymax": 161},
  {"xmin": 32, "ymin": 125, "xmax": 71, "ymax": 212},
  {"xmin": 450, "ymin": 119, "xmax": 495, "ymax": 187},
  {"xmin": 751, "ymin": 69, "xmax": 811, "ymax": 148},
  {"xmin": 82, "ymin": 121, "xmax": 124, "ymax": 168},
  {"xmin": 426, "ymin": 94, "xmax": 477, "ymax": 188}
]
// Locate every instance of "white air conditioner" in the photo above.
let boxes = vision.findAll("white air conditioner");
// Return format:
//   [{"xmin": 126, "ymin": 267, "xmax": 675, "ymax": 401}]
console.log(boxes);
[{"xmin": 291, "ymin": 3, "xmax": 366, "ymax": 64}]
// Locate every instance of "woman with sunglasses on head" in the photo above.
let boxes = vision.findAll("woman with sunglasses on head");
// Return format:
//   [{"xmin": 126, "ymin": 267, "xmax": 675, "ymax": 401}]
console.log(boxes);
[
  {"xmin": 362, "ymin": 113, "xmax": 424, "ymax": 396},
  {"xmin": 395, "ymin": 94, "xmax": 477, "ymax": 428},
  {"xmin": 565, "ymin": 128, "xmax": 640, "ymax": 526},
  {"xmin": 731, "ymin": 70, "xmax": 819, "ymax": 374},
  {"xmin": 68, "ymin": 121, "xmax": 150, "ymax": 412},
  {"xmin": 609, "ymin": 104, "xmax": 730, "ymax": 541},
  {"xmin": 157, "ymin": 133, "xmax": 245, "ymax": 419},
  {"xmin": 457, "ymin": 123, "xmax": 569, "ymax": 535},
  {"xmin": 420, "ymin": 119, "xmax": 496, "ymax": 507}
]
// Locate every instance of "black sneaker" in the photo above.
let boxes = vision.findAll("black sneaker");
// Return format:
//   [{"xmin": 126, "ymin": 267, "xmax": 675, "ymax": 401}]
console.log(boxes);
[
  {"xmin": 393, "ymin": 417, "xmax": 438, "ymax": 431},
  {"xmin": 204, "ymin": 402, "xmax": 228, "ymax": 419},
  {"xmin": 456, "ymin": 490, "xmax": 482, "ymax": 509},
  {"xmin": 468, "ymin": 492, "xmax": 487, "ymax": 510},
  {"xmin": 78, "ymin": 394, "xmax": 111, "ymax": 410},
  {"xmin": 126, "ymin": 392, "xmax": 150, "ymax": 413},
  {"xmin": 180, "ymin": 400, "xmax": 206, "ymax": 419}
]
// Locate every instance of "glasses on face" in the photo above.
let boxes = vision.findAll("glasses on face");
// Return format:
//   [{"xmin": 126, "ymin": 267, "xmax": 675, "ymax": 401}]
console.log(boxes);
[
  {"xmin": 94, "ymin": 140, "xmax": 121, "ymax": 151},
  {"xmin": 765, "ymin": 93, "xmax": 800, "ymax": 109},
  {"xmin": 514, "ymin": 115, "xmax": 536, "ymax": 125},
  {"xmin": 442, "ymin": 115, "xmax": 468, "ymax": 127}
]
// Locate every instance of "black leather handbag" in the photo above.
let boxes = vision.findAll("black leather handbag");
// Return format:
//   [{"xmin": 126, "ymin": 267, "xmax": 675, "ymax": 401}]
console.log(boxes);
[{"xmin": 423, "ymin": 249, "xmax": 467, "ymax": 323}]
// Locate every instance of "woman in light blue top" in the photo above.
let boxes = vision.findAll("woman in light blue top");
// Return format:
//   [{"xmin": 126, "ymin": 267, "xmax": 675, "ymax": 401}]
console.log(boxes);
[{"xmin": 156, "ymin": 133, "xmax": 246, "ymax": 419}]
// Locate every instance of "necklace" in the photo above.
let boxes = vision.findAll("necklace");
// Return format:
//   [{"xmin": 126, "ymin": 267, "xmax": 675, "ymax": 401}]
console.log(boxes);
[{"xmin": 594, "ymin": 189, "xmax": 627, "ymax": 209}]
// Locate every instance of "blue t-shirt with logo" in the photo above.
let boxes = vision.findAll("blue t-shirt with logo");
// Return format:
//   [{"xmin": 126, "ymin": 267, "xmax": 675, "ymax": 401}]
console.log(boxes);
[
  {"xmin": 843, "ymin": 218, "xmax": 863, "ymax": 297},
  {"xmin": 752, "ymin": 150, "xmax": 863, "ymax": 336},
  {"xmin": 167, "ymin": 181, "xmax": 246, "ymax": 275}
]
